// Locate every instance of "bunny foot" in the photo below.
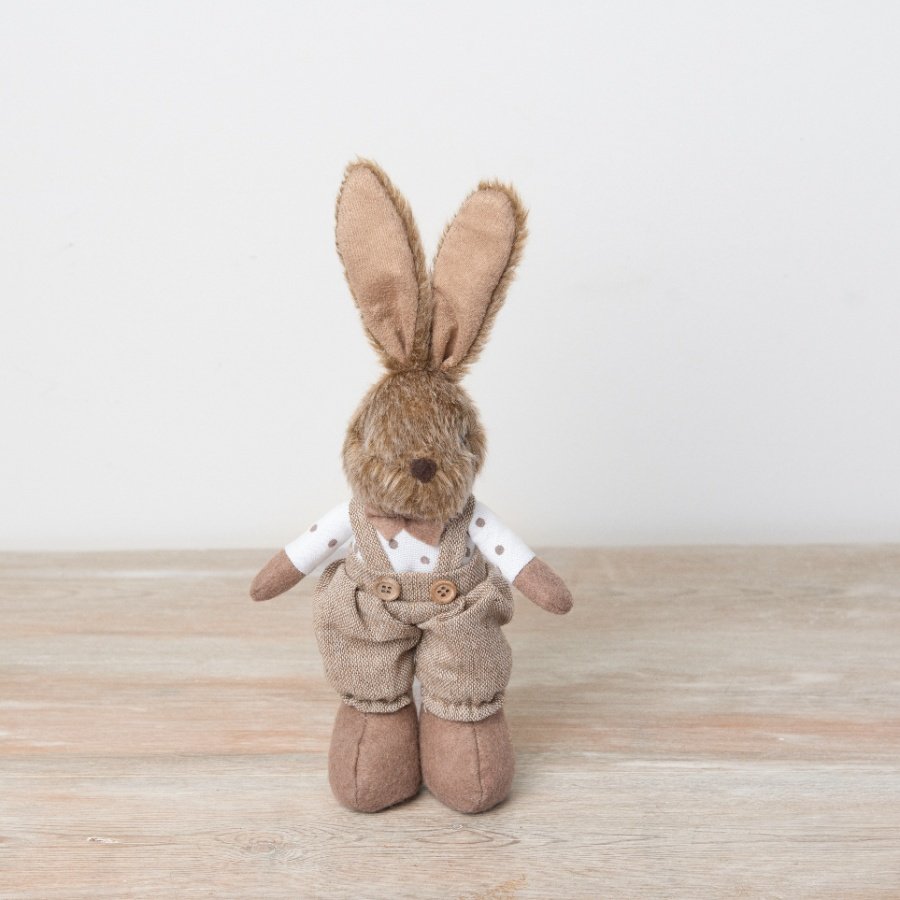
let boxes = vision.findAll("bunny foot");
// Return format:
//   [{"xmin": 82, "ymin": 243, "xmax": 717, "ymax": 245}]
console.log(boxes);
[
  {"xmin": 328, "ymin": 703, "xmax": 421, "ymax": 812},
  {"xmin": 420, "ymin": 709, "xmax": 515, "ymax": 813}
]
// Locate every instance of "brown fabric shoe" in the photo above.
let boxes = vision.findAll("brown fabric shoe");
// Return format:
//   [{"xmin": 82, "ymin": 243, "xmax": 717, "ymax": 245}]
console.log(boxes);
[
  {"xmin": 328, "ymin": 702, "xmax": 421, "ymax": 812},
  {"xmin": 420, "ymin": 709, "xmax": 515, "ymax": 813}
]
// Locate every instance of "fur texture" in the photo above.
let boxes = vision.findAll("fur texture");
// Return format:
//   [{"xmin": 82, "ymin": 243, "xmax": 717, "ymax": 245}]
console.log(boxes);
[
  {"xmin": 430, "ymin": 180, "xmax": 528, "ymax": 376},
  {"xmin": 335, "ymin": 160, "xmax": 525, "ymax": 523},
  {"xmin": 251, "ymin": 160, "xmax": 574, "ymax": 815},
  {"xmin": 343, "ymin": 369, "xmax": 486, "ymax": 523},
  {"xmin": 335, "ymin": 159, "xmax": 432, "ymax": 371}
]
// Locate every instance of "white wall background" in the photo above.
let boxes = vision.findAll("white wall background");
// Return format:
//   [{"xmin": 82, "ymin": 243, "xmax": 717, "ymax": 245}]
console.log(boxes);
[{"xmin": 2, "ymin": 1, "xmax": 899, "ymax": 551}]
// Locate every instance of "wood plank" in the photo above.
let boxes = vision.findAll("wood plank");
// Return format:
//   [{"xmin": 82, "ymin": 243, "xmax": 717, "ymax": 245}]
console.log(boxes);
[{"xmin": 2, "ymin": 547, "xmax": 900, "ymax": 898}]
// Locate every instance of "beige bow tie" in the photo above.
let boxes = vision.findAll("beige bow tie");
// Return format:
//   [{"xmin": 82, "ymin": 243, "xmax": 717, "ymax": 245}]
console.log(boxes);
[{"xmin": 364, "ymin": 507, "xmax": 445, "ymax": 546}]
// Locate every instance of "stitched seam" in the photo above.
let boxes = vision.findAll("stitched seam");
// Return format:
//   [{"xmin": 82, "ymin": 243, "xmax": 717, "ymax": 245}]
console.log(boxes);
[
  {"xmin": 472, "ymin": 722, "xmax": 484, "ymax": 809},
  {"xmin": 353, "ymin": 714, "xmax": 368, "ymax": 809},
  {"xmin": 362, "ymin": 162, "xmax": 430, "ymax": 367}
]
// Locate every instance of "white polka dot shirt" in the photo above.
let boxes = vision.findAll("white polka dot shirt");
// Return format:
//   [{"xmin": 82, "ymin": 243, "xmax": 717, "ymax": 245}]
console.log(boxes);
[{"xmin": 284, "ymin": 499, "xmax": 535, "ymax": 583}]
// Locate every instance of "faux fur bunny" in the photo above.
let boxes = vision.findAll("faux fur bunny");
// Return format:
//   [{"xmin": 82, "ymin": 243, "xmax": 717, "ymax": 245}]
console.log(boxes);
[{"xmin": 251, "ymin": 160, "xmax": 573, "ymax": 814}]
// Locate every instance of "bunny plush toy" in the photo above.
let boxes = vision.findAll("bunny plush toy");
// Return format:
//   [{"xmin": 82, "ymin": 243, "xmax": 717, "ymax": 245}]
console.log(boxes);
[{"xmin": 251, "ymin": 160, "xmax": 573, "ymax": 814}]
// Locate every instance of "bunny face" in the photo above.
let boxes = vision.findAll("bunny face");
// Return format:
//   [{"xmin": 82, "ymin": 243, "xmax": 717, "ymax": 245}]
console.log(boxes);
[
  {"xmin": 334, "ymin": 159, "xmax": 526, "ymax": 524},
  {"xmin": 342, "ymin": 369, "xmax": 486, "ymax": 522}
]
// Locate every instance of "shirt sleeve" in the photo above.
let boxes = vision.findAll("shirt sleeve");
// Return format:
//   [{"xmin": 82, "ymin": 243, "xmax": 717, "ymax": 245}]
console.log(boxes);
[
  {"xmin": 468, "ymin": 499, "xmax": 536, "ymax": 583},
  {"xmin": 284, "ymin": 501, "xmax": 352, "ymax": 575}
]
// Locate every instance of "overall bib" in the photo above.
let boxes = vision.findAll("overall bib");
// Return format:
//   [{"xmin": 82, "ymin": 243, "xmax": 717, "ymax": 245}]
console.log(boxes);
[{"xmin": 313, "ymin": 495, "xmax": 514, "ymax": 722}]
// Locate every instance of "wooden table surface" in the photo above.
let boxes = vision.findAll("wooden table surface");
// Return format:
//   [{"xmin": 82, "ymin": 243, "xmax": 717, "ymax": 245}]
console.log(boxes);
[{"xmin": 2, "ymin": 546, "xmax": 900, "ymax": 899}]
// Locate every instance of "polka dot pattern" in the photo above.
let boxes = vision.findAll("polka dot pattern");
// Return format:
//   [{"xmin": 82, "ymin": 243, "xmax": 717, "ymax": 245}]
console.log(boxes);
[
  {"xmin": 285, "ymin": 501, "xmax": 353, "ymax": 575},
  {"xmin": 286, "ymin": 497, "xmax": 537, "ymax": 585},
  {"xmin": 374, "ymin": 529, "xmax": 441, "ymax": 573},
  {"xmin": 468, "ymin": 499, "xmax": 536, "ymax": 584}
]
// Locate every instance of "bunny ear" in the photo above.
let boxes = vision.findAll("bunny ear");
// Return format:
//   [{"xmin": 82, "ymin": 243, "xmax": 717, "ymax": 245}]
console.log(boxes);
[
  {"xmin": 335, "ymin": 160, "xmax": 431, "ymax": 368},
  {"xmin": 430, "ymin": 181, "xmax": 527, "ymax": 373}
]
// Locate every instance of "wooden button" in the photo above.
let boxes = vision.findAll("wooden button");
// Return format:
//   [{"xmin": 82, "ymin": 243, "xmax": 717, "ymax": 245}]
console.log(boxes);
[
  {"xmin": 429, "ymin": 579, "xmax": 457, "ymax": 604},
  {"xmin": 373, "ymin": 577, "xmax": 401, "ymax": 601}
]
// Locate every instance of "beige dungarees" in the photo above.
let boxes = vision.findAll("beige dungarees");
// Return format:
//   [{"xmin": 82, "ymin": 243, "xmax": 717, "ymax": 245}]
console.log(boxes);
[{"xmin": 313, "ymin": 495, "xmax": 514, "ymax": 723}]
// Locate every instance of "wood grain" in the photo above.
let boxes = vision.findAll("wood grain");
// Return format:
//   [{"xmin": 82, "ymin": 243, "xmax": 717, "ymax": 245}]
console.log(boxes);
[{"xmin": 2, "ymin": 546, "xmax": 900, "ymax": 898}]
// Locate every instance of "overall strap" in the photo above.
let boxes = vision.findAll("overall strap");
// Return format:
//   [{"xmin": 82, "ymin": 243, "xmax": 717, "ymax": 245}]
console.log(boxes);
[
  {"xmin": 348, "ymin": 496, "xmax": 394, "ymax": 572},
  {"xmin": 434, "ymin": 495, "xmax": 475, "ymax": 572}
]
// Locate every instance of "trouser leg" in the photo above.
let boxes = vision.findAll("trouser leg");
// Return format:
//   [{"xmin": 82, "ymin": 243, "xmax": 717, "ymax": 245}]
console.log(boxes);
[
  {"xmin": 314, "ymin": 572, "xmax": 420, "ymax": 713},
  {"xmin": 416, "ymin": 576, "xmax": 514, "ymax": 723}
]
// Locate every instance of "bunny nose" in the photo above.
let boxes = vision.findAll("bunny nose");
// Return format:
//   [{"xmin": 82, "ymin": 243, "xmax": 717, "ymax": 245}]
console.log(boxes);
[{"xmin": 410, "ymin": 458, "xmax": 437, "ymax": 483}]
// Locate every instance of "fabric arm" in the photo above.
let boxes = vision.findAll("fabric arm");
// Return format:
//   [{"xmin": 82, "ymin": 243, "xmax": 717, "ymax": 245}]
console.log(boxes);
[
  {"xmin": 468, "ymin": 499, "xmax": 536, "ymax": 582},
  {"xmin": 468, "ymin": 499, "xmax": 573, "ymax": 614},
  {"xmin": 250, "ymin": 501, "xmax": 351, "ymax": 602}
]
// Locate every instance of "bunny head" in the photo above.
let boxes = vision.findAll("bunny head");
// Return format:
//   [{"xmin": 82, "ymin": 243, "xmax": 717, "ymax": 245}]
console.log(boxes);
[{"xmin": 336, "ymin": 159, "xmax": 527, "ymax": 523}]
